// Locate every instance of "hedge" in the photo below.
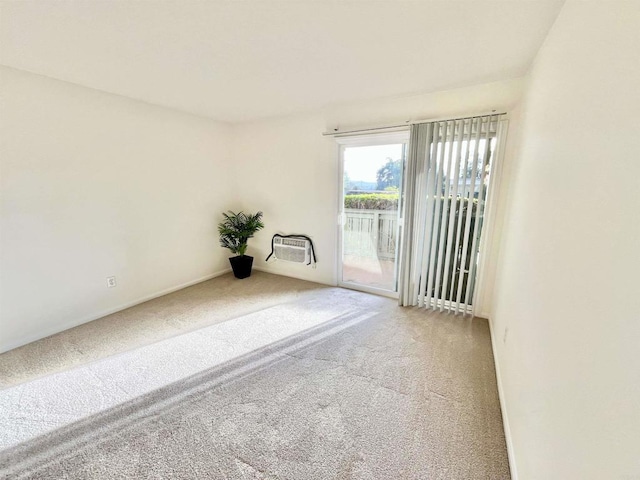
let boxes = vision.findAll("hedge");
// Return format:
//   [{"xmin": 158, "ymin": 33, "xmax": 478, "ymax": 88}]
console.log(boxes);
[
  {"xmin": 344, "ymin": 193, "xmax": 398, "ymax": 210},
  {"xmin": 344, "ymin": 193, "xmax": 478, "ymax": 213}
]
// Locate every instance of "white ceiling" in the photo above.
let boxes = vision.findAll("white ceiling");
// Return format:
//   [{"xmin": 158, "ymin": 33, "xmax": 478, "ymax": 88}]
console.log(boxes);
[{"xmin": 0, "ymin": 1, "xmax": 564, "ymax": 123}]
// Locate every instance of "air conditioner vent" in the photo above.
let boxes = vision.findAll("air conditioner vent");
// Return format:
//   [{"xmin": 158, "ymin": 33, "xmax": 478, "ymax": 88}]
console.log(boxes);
[{"xmin": 270, "ymin": 235, "xmax": 314, "ymax": 265}]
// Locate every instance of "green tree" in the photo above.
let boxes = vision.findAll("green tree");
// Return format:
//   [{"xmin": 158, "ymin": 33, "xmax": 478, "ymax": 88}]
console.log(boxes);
[
  {"xmin": 343, "ymin": 170, "xmax": 353, "ymax": 192},
  {"xmin": 376, "ymin": 158, "xmax": 402, "ymax": 190}
]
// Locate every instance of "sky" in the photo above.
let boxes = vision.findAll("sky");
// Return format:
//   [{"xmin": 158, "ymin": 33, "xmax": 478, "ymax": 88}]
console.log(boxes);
[{"xmin": 344, "ymin": 144, "xmax": 404, "ymax": 183}]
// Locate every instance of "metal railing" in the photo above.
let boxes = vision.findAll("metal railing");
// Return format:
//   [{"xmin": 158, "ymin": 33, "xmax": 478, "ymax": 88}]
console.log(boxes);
[{"xmin": 343, "ymin": 209, "xmax": 398, "ymax": 260}]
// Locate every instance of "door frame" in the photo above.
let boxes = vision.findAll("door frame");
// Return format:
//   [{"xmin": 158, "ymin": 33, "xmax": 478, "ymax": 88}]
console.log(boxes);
[{"xmin": 335, "ymin": 130, "xmax": 410, "ymax": 299}]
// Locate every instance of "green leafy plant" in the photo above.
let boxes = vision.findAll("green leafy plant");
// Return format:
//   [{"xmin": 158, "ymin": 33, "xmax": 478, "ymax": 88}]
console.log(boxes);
[{"xmin": 218, "ymin": 211, "xmax": 264, "ymax": 256}]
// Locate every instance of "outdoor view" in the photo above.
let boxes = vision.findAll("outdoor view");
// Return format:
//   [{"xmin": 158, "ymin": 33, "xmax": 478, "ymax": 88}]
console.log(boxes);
[
  {"xmin": 342, "ymin": 134, "xmax": 496, "ymax": 303},
  {"xmin": 342, "ymin": 143, "xmax": 405, "ymax": 291}
]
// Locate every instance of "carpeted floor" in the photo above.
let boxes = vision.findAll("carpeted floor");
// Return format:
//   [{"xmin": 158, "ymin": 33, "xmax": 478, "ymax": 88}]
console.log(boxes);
[{"xmin": 0, "ymin": 272, "xmax": 510, "ymax": 479}]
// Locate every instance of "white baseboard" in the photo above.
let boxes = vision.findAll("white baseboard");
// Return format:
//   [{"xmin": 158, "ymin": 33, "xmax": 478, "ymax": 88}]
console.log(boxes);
[
  {"xmin": 0, "ymin": 269, "xmax": 231, "ymax": 354},
  {"xmin": 488, "ymin": 317, "xmax": 519, "ymax": 480}
]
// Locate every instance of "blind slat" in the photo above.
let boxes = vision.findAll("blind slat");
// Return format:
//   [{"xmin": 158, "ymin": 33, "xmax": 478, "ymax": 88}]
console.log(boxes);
[
  {"xmin": 456, "ymin": 117, "xmax": 484, "ymax": 314},
  {"xmin": 465, "ymin": 116, "xmax": 496, "ymax": 311},
  {"xmin": 424, "ymin": 121, "xmax": 448, "ymax": 309},
  {"xmin": 439, "ymin": 119, "xmax": 466, "ymax": 312},
  {"xmin": 448, "ymin": 119, "xmax": 474, "ymax": 313},
  {"xmin": 432, "ymin": 121, "xmax": 456, "ymax": 310},
  {"xmin": 417, "ymin": 123, "xmax": 439, "ymax": 307}
]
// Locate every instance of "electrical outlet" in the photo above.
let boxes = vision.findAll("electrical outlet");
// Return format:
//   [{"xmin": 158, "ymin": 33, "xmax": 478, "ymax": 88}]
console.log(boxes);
[{"xmin": 106, "ymin": 276, "xmax": 117, "ymax": 288}]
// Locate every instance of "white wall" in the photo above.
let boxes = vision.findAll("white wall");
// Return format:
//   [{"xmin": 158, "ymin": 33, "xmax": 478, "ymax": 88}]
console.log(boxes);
[
  {"xmin": 232, "ymin": 113, "xmax": 337, "ymax": 284},
  {"xmin": 0, "ymin": 69, "xmax": 523, "ymax": 352},
  {"xmin": 233, "ymin": 78, "xmax": 525, "ymax": 289},
  {"xmin": 0, "ymin": 67, "xmax": 234, "ymax": 352},
  {"xmin": 491, "ymin": 2, "xmax": 640, "ymax": 479}
]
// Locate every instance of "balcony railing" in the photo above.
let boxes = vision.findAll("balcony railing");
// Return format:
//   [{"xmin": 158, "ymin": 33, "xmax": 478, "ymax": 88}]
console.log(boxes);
[
  {"xmin": 344, "ymin": 200, "xmax": 480, "ymax": 303},
  {"xmin": 343, "ymin": 209, "xmax": 398, "ymax": 260}
]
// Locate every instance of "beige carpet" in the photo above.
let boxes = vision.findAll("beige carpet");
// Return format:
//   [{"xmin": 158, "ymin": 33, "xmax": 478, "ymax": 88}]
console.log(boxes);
[{"xmin": 0, "ymin": 272, "xmax": 510, "ymax": 479}]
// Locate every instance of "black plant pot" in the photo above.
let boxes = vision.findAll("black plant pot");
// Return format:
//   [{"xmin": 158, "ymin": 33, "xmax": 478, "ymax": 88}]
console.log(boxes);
[{"xmin": 229, "ymin": 255, "xmax": 253, "ymax": 279}]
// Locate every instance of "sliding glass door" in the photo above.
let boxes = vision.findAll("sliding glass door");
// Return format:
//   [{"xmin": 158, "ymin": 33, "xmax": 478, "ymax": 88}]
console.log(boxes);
[
  {"xmin": 398, "ymin": 115, "xmax": 505, "ymax": 315},
  {"xmin": 337, "ymin": 132, "xmax": 408, "ymax": 296}
]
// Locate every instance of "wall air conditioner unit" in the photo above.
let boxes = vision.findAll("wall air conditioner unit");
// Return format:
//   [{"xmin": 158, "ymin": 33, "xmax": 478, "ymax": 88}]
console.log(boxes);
[{"xmin": 273, "ymin": 236, "xmax": 311, "ymax": 264}]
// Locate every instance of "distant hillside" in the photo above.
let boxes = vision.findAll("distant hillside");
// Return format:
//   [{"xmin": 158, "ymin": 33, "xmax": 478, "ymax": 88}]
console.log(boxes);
[{"xmin": 346, "ymin": 180, "xmax": 377, "ymax": 191}]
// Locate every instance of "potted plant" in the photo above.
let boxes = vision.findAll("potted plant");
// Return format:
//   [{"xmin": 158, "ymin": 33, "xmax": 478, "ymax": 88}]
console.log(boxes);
[{"xmin": 218, "ymin": 210, "xmax": 264, "ymax": 279}]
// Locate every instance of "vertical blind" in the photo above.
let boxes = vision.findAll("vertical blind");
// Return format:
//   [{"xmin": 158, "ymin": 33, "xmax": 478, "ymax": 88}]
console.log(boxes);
[{"xmin": 399, "ymin": 114, "xmax": 504, "ymax": 314}]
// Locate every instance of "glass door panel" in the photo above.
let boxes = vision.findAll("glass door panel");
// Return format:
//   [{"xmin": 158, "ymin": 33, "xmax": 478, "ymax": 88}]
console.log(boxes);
[{"xmin": 341, "ymin": 141, "xmax": 406, "ymax": 293}]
